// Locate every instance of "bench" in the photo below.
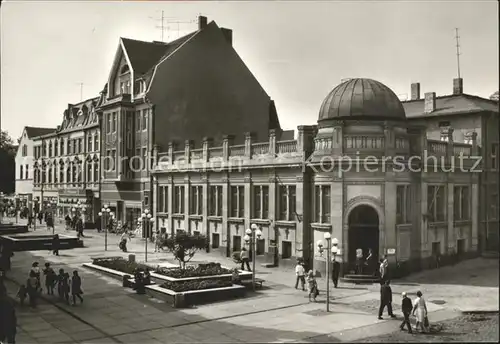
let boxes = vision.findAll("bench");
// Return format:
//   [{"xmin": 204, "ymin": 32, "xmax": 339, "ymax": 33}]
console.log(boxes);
[{"xmin": 239, "ymin": 278, "xmax": 264, "ymax": 289}]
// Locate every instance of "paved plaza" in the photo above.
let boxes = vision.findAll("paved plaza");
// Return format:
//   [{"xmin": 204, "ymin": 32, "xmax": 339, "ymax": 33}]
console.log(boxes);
[{"xmin": 3, "ymin": 222, "xmax": 499, "ymax": 343}]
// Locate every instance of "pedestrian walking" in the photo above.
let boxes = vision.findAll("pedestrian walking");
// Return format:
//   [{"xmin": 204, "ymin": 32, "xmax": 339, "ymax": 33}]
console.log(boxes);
[
  {"xmin": 306, "ymin": 270, "xmax": 318, "ymax": 302},
  {"xmin": 0, "ymin": 294, "xmax": 17, "ymax": 344},
  {"xmin": 294, "ymin": 260, "xmax": 306, "ymax": 290},
  {"xmin": 30, "ymin": 262, "xmax": 41, "ymax": 291},
  {"xmin": 38, "ymin": 212, "xmax": 43, "ymax": 225},
  {"xmin": 71, "ymin": 271, "xmax": 84, "ymax": 305},
  {"xmin": 43, "ymin": 263, "xmax": 56, "ymax": 295},
  {"xmin": 378, "ymin": 280, "xmax": 396, "ymax": 320},
  {"xmin": 46, "ymin": 212, "xmax": 54, "ymax": 231},
  {"xmin": 400, "ymin": 292, "xmax": 413, "ymax": 333},
  {"xmin": 331, "ymin": 258, "xmax": 340, "ymax": 288},
  {"xmin": 57, "ymin": 269, "xmax": 65, "ymax": 299},
  {"xmin": 119, "ymin": 231, "xmax": 130, "ymax": 252},
  {"xmin": 65, "ymin": 214, "xmax": 71, "ymax": 230},
  {"xmin": 412, "ymin": 291, "xmax": 429, "ymax": 333},
  {"xmin": 61, "ymin": 273, "xmax": 70, "ymax": 304},
  {"xmin": 154, "ymin": 229, "xmax": 162, "ymax": 252},
  {"xmin": 28, "ymin": 212, "xmax": 34, "ymax": 229},
  {"xmin": 26, "ymin": 271, "xmax": 38, "ymax": 308},
  {"xmin": 240, "ymin": 248, "xmax": 251, "ymax": 271},
  {"xmin": 76, "ymin": 217, "xmax": 85, "ymax": 238},
  {"xmin": 52, "ymin": 234, "xmax": 60, "ymax": 256},
  {"xmin": 16, "ymin": 284, "xmax": 27, "ymax": 306},
  {"xmin": 365, "ymin": 248, "xmax": 375, "ymax": 275}
]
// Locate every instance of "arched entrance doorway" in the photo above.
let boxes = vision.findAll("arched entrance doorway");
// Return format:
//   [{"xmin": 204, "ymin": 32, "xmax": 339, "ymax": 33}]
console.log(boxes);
[{"xmin": 348, "ymin": 205, "xmax": 379, "ymax": 272}]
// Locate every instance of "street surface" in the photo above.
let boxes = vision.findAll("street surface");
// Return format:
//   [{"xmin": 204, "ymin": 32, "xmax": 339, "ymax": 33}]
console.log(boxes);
[{"xmin": 3, "ymin": 221, "xmax": 499, "ymax": 343}]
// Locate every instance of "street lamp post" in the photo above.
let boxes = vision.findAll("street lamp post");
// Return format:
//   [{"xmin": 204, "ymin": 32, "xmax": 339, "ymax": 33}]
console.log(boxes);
[
  {"xmin": 141, "ymin": 209, "xmax": 153, "ymax": 262},
  {"xmin": 101, "ymin": 204, "xmax": 110, "ymax": 251},
  {"xmin": 317, "ymin": 234, "xmax": 338, "ymax": 312},
  {"xmin": 244, "ymin": 223, "xmax": 263, "ymax": 291}
]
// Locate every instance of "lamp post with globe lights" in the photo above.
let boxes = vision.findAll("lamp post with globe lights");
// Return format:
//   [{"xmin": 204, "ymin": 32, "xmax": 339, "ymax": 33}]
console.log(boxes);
[
  {"xmin": 244, "ymin": 223, "xmax": 263, "ymax": 291},
  {"xmin": 100, "ymin": 204, "xmax": 111, "ymax": 250},
  {"xmin": 141, "ymin": 209, "xmax": 153, "ymax": 262},
  {"xmin": 317, "ymin": 233, "xmax": 338, "ymax": 312}
]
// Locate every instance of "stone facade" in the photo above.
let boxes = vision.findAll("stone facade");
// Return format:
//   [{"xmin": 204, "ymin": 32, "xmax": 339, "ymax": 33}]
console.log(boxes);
[
  {"xmin": 152, "ymin": 114, "xmax": 480, "ymax": 275},
  {"xmin": 32, "ymin": 98, "xmax": 101, "ymax": 226}
]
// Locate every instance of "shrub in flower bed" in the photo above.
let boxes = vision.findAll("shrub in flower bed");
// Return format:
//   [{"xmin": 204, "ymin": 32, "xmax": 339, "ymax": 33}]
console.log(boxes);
[
  {"xmin": 92, "ymin": 257, "xmax": 147, "ymax": 274},
  {"xmin": 160, "ymin": 278, "xmax": 232, "ymax": 292},
  {"xmin": 93, "ymin": 258, "xmax": 231, "ymax": 279},
  {"xmin": 155, "ymin": 262, "xmax": 231, "ymax": 279}
]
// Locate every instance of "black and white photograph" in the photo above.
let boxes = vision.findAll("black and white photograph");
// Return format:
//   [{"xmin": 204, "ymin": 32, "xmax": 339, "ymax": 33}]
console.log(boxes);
[{"xmin": 0, "ymin": 0, "xmax": 498, "ymax": 343}]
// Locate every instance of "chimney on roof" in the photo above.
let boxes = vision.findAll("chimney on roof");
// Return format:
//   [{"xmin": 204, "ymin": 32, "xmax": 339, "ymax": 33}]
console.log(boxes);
[
  {"xmin": 424, "ymin": 92, "xmax": 436, "ymax": 114},
  {"xmin": 220, "ymin": 28, "xmax": 232, "ymax": 45},
  {"xmin": 410, "ymin": 82, "xmax": 421, "ymax": 100},
  {"xmin": 453, "ymin": 78, "xmax": 463, "ymax": 95},
  {"xmin": 198, "ymin": 16, "xmax": 207, "ymax": 30}
]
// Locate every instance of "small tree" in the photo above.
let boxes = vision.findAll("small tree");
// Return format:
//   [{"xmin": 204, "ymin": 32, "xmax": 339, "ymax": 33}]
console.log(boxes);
[{"xmin": 161, "ymin": 232, "xmax": 207, "ymax": 269}]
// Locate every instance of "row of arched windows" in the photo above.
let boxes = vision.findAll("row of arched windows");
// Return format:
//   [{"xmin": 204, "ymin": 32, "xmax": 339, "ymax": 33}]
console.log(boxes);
[{"xmin": 33, "ymin": 160, "xmax": 99, "ymax": 186}]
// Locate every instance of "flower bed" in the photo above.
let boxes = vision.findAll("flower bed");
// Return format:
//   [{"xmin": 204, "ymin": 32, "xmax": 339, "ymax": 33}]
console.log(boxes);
[
  {"xmin": 92, "ymin": 257, "xmax": 232, "ymax": 279},
  {"xmin": 160, "ymin": 278, "xmax": 232, "ymax": 293}
]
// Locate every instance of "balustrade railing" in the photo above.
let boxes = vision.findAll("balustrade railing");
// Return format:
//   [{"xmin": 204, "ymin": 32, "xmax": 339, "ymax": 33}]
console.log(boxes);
[
  {"xmin": 190, "ymin": 149, "xmax": 203, "ymax": 160},
  {"xmin": 229, "ymin": 145, "xmax": 245, "ymax": 157},
  {"xmin": 252, "ymin": 143, "xmax": 269, "ymax": 155},
  {"xmin": 277, "ymin": 140, "xmax": 297, "ymax": 154},
  {"xmin": 344, "ymin": 136, "xmax": 385, "ymax": 149},
  {"xmin": 314, "ymin": 138, "xmax": 332, "ymax": 151},
  {"xmin": 173, "ymin": 150, "xmax": 185, "ymax": 161},
  {"xmin": 208, "ymin": 147, "xmax": 223, "ymax": 159},
  {"xmin": 453, "ymin": 144, "xmax": 472, "ymax": 156},
  {"xmin": 395, "ymin": 137, "xmax": 409, "ymax": 150},
  {"xmin": 427, "ymin": 140, "xmax": 447, "ymax": 154}
]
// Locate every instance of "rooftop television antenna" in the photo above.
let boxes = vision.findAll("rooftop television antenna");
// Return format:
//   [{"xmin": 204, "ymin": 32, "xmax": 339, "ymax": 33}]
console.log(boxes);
[{"xmin": 455, "ymin": 28, "xmax": 462, "ymax": 79}]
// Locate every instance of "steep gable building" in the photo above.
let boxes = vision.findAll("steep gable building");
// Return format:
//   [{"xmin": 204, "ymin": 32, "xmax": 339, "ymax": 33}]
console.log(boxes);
[{"xmin": 97, "ymin": 16, "xmax": 282, "ymax": 227}]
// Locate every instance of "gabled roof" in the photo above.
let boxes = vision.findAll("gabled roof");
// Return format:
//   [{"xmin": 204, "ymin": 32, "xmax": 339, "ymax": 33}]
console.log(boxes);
[
  {"xmin": 403, "ymin": 94, "xmax": 499, "ymax": 119},
  {"xmin": 25, "ymin": 127, "xmax": 56, "ymax": 139},
  {"xmin": 121, "ymin": 32, "xmax": 197, "ymax": 77}
]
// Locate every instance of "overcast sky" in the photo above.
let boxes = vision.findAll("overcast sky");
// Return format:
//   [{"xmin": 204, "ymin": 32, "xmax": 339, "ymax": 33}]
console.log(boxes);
[{"xmin": 1, "ymin": 1, "xmax": 498, "ymax": 139}]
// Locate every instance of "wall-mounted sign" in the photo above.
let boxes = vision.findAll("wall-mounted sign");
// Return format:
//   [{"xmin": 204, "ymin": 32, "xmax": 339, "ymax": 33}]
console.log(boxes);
[{"xmin": 387, "ymin": 248, "xmax": 396, "ymax": 255}]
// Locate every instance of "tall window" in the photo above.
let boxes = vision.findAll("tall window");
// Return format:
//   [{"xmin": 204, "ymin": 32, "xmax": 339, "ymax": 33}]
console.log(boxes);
[
  {"xmin": 142, "ymin": 109, "xmax": 148, "ymax": 131},
  {"xmin": 87, "ymin": 135, "xmax": 92, "ymax": 152},
  {"xmin": 136, "ymin": 111, "xmax": 141, "ymax": 132},
  {"xmin": 453, "ymin": 186, "xmax": 470, "ymax": 221},
  {"xmin": 142, "ymin": 147, "xmax": 147, "ymax": 170},
  {"xmin": 54, "ymin": 141, "xmax": 58, "ymax": 156},
  {"xmin": 314, "ymin": 185, "xmax": 331, "ymax": 223},
  {"xmin": 94, "ymin": 135, "xmax": 99, "ymax": 152},
  {"xmin": 54, "ymin": 166, "xmax": 58, "ymax": 183},
  {"xmin": 209, "ymin": 186, "xmax": 223, "ymax": 216},
  {"xmin": 157, "ymin": 186, "xmax": 168, "ymax": 213},
  {"xmin": 22, "ymin": 145, "xmax": 27, "ymax": 157},
  {"xmin": 93, "ymin": 160, "xmax": 99, "ymax": 182},
  {"xmin": 492, "ymin": 144, "xmax": 498, "ymax": 171},
  {"xmin": 252, "ymin": 185, "xmax": 269, "ymax": 219},
  {"xmin": 427, "ymin": 185, "xmax": 446, "ymax": 222},
  {"xmin": 278, "ymin": 185, "xmax": 296, "ymax": 221},
  {"xmin": 190, "ymin": 186, "xmax": 203, "ymax": 215},
  {"xmin": 86, "ymin": 162, "xmax": 92, "ymax": 182},
  {"xmin": 78, "ymin": 138, "xmax": 83, "ymax": 154},
  {"xmin": 106, "ymin": 114, "xmax": 111, "ymax": 134},
  {"xmin": 230, "ymin": 186, "xmax": 244, "ymax": 218},
  {"xmin": 48, "ymin": 142, "xmax": 52, "ymax": 157},
  {"xmin": 396, "ymin": 185, "xmax": 412, "ymax": 224},
  {"xmin": 25, "ymin": 164, "xmax": 29, "ymax": 179},
  {"xmin": 59, "ymin": 166, "xmax": 64, "ymax": 184},
  {"xmin": 60, "ymin": 140, "xmax": 64, "ymax": 156},
  {"xmin": 111, "ymin": 150, "xmax": 117, "ymax": 171},
  {"xmin": 173, "ymin": 186, "xmax": 185, "ymax": 214},
  {"xmin": 19, "ymin": 165, "xmax": 23, "ymax": 179},
  {"xmin": 112, "ymin": 112, "xmax": 117, "ymax": 133}
]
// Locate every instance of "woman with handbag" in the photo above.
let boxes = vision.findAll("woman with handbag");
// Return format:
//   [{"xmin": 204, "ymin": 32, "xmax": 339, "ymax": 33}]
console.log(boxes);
[{"xmin": 412, "ymin": 290, "xmax": 429, "ymax": 333}]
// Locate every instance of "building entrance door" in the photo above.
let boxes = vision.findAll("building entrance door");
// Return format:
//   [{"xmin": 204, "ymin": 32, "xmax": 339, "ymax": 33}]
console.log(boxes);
[{"xmin": 348, "ymin": 205, "xmax": 379, "ymax": 273}]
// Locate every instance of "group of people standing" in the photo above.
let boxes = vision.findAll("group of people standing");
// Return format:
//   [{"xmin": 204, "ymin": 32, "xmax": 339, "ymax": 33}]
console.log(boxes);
[
  {"xmin": 64, "ymin": 214, "xmax": 85, "ymax": 238},
  {"xmin": 27, "ymin": 211, "xmax": 55, "ymax": 231},
  {"xmin": 16, "ymin": 262, "xmax": 84, "ymax": 308}
]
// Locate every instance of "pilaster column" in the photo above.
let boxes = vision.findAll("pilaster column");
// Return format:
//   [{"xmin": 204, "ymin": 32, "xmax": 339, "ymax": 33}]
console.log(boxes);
[
  {"xmin": 330, "ymin": 180, "xmax": 343, "ymax": 259},
  {"xmin": 184, "ymin": 176, "xmax": 190, "ymax": 233},
  {"xmin": 221, "ymin": 174, "xmax": 229, "ymax": 255},
  {"xmin": 421, "ymin": 175, "xmax": 429, "ymax": 256},
  {"xmin": 167, "ymin": 177, "xmax": 174, "ymax": 236},
  {"xmin": 223, "ymin": 135, "xmax": 234, "ymax": 162},
  {"xmin": 384, "ymin": 172, "xmax": 397, "ymax": 263},
  {"xmin": 269, "ymin": 129, "xmax": 277, "ymax": 156},
  {"xmin": 384, "ymin": 123, "xmax": 395, "ymax": 157},
  {"xmin": 185, "ymin": 140, "xmax": 193, "ymax": 164},
  {"xmin": 332, "ymin": 122, "xmax": 344, "ymax": 156},
  {"xmin": 244, "ymin": 132, "xmax": 254, "ymax": 158},
  {"xmin": 471, "ymin": 174, "xmax": 479, "ymax": 251},
  {"xmin": 244, "ymin": 173, "xmax": 252, "ymax": 224},
  {"xmin": 168, "ymin": 142, "xmax": 175, "ymax": 164},
  {"xmin": 202, "ymin": 174, "xmax": 209, "ymax": 236},
  {"xmin": 202, "ymin": 137, "xmax": 212, "ymax": 163},
  {"xmin": 268, "ymin": 175, "xmax": 277, "ymax": 261},
  {"xmin": 447, "ymin": 181, "xmax": 455, "ymax": 254}
]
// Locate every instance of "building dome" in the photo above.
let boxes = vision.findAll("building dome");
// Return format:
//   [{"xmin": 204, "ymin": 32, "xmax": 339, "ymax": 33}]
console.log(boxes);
[{"xmin": 318, "ymin": 78, "xmax": 406, "ymax": 125}]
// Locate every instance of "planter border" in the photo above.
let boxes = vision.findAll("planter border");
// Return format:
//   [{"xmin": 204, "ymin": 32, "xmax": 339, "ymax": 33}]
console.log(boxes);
[{"xmin": 83, "ymin": 262, "xmax": 246, "ymax": 308}]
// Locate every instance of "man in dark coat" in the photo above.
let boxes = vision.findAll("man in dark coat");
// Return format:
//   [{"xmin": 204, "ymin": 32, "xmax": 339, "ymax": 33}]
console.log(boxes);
[
  {"xmin": 331, "ymin": 259, "xmax": 340, "ymax": 288},
  {"xmin": 0, "ymin": 295, "xmax": 17, "ymax": 344},
  {"xmin": 378, "ymin": 280, "xmax": 396, "ymax": 320},
  {"xmin": 400, "ymin": 291, "xmax": 413, "ymax": 333}
]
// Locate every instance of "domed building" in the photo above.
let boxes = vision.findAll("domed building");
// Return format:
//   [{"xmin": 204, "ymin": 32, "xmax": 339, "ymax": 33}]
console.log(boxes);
[{"xmin": 152, "ymin": 78, "xmax": 480, "ymax": 278}]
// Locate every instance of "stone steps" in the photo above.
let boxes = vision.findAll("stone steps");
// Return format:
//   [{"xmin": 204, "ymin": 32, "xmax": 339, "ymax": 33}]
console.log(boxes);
[{"xmin": 341, "ymin": 274, "xmax": 380, "ymax": 284}]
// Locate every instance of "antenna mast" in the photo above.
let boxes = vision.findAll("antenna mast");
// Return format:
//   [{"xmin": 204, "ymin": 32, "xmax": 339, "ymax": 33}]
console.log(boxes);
[{"xmin": 455, "ymin": 28, "xmax": 461, "ymax": 79}]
